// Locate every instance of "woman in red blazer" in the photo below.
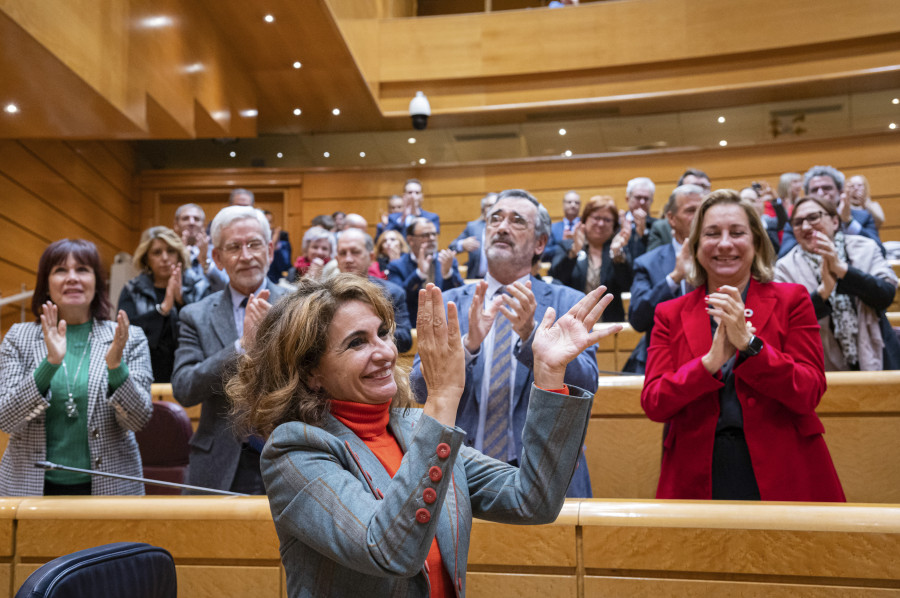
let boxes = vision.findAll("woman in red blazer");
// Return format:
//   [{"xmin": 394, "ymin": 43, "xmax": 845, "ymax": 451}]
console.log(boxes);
[{"xmin": 641, "ymin": 189, "xmax": 845, "ymax": 501}]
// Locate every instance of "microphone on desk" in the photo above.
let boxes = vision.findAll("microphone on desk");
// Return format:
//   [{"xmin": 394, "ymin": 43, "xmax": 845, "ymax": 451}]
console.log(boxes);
[{"xmin": 34, "ymin": 461, "xmax": 249, "ymax": 497}]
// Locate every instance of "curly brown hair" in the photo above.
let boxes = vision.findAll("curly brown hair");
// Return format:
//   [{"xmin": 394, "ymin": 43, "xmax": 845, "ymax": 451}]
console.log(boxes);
[{"xmin": 226, "ymin": 274, "xmax": 414, "ymax": 438}]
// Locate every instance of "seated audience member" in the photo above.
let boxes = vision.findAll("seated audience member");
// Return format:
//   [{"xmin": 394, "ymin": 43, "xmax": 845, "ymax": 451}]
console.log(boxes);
[
  {"xmin": 450, "ymin": 192, "xmax": 498, "ymax": 278},
  {"xmin": 846, "ymin": 174, "xmax": 885, "ymax": 229},
  {"xmin": 336, "ymin": 228, "xmax": 413, "ymax": 353},
  {"xmin": 624, "ymin": 177, "xmax": 657, "ymax": 259},
  {"xmin": 641, "ymin": 190, "xmax": 845, "ymax": 502},
  {"xmin": 777, "ymin": 172, "xmax": 804, "ymax": 213},
  {"xmin": 229, "ymin": 188, "xmax": 255, "ymax": 207},
  {"xmin": 174, "ymin": 203, "xmax": 227, "ymax": 293},
  {"xmin": 323, "ymin": 214, "xmax": 386, "ymax": 280},
  {"xmin": 0, "ymin": 239, "xmax": 152, "ymax": 496},
  {"xmin": 648, "ymin": 168, "xmax": 711, "ymax": 251},
  {"xmin": 294, "ymin": 226, "xmax": 334, "ymax": 282},
  {"xmin": 411, "ymin": 189, "xmax": 604, "ymax": 498},
  {"xmin": 226, "ymin": 276, "xmax": 610, "ymax": 596},
  {"xmin": 778, "ymin": 165, "xmax": 883, "ymax": 257},
  {"xmin": 549, "ymin": 195, "xmax": 633, "ymax": 322},
  {"xmin": 118, "ymin": 226, "xmax": 210, "ymax": 382},
  {"xmin": 375, "ymin": 194, "xmax": 404, "ymax": 240},
  {"xmin": 311, "ymin": 214, "xmax": 335, "ymax": 231},
  {"xmin": 543, "ymin": 190, "xmax": 582, "ymax": 260},
  {"xmin": 385, "ymin": 179, "xmax": 441, "ymax": 237},
  {"xmin": 261, "ymin": 210, "xmax": 292, "ymax": 283},
  {"xmin": 739, "ymin": 183, "xmax": 787, "ymax": 254},
  {"xmin": 388, "ymin": 217, "xmax": 463, "ymax": 322},
  {"xmin": 374, "ymin": 229, "xmax": 409, "ymax": 274},
  {"xmin": 172, "ymin": 206, "xmax": 288, "ymax": 494},
  {"xmin": 332, "ymin": 211, "xmax": 347, "ymax": 232},
  {"xmin": 774, "ymin": 196, "xmax": 900, "ymax": 370},
  {"xmin": 624, "ymin": 184, "xmax": 704, "ymax": 373}
]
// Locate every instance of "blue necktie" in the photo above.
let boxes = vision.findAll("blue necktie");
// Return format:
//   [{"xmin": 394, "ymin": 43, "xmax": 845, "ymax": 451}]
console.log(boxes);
[{"xmin": 483, "ymin": 288, "xmax": 513, "ymax": 460}]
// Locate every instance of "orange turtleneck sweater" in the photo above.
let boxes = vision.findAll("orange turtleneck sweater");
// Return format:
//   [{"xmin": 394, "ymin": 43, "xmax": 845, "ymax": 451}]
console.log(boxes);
[{"xmin": 330, "ymin": 399, "xmax": 455, "ymax": 598}]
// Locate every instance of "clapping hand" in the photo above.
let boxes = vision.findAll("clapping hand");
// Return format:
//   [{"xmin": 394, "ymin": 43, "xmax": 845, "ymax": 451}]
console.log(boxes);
[
  {"xmin": 702, "ymin": 286, "xmax": 759, "ymax": 374},
  {"xmin": 464, "ymin": 280, "xmax": 504, "ymax": 352},
  {"xmin": 811, "ymin": 230, "xmax": 848, "ymax": 278},
  {"xmin": 532, "ymin": 285, "xmax": 622, "ymax": 389},
  {"xmin": 40, "ymin": 302, "xmax": 67, "ymax": 365},
  {"xmin": 417, "ymin": 284, "xmax": 464, "ymax": 427},
  {"xmin": 160, "ymin": 263, "xmax": 183, "ymax": 315},
  {"xmin": 106, "ymin": 310, "xmax": 130, "ymax": 369},
  {"xmin": 241, "ymin": 290, "xmax": 273, "ymax": 351}
]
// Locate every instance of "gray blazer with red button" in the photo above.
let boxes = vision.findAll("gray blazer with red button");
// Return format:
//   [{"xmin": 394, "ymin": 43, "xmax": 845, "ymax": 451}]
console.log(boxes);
[{"xmin": 261, "ymin": 384, "xmax": 593, "ymax": 597}]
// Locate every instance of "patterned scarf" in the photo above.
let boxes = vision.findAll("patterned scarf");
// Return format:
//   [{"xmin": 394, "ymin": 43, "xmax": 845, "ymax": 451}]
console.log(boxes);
[{"xmin": 801, "ymin": 231, "xmax": 859, "ymax": 368}]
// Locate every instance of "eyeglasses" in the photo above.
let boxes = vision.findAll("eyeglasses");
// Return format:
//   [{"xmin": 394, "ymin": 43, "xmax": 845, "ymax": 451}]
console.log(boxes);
[
  {"xmin": 221, "ymin": 239, "xmax": 266, "ymax": 256},
  {"xmin": 487, "ymin": 212, "xmax": 532, "ymax": 231},
  {"xmin": 410, "ymin": 232, "xmax": 437, "ymax": 239},
  {"xmin": 791, "ymin": 212, "xmax": 826, "ymax": 229}
]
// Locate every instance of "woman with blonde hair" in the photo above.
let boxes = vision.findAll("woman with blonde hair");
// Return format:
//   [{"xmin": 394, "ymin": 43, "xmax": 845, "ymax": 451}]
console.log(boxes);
[
  {"xmin": 118, "ymin": 226, "xmax": 209, "ymax": 382},
  {"xmin": 641, "ymin": 190, "xmax": 844, "ymax": 502},
  {"xmin": 845, "ymin": 174, "xmax": 885, "ymax": 228},
  {"xmin": 374, "ymin": 229, "xmax": 410, "ymax": 274}
]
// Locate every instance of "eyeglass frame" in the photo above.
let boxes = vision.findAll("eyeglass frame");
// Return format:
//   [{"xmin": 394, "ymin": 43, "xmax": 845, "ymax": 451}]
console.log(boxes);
[
  {"xmin": 790, "ymin": 211, "xmax": 828, "ymax": 230},
  {"xmin": 219, "ymin": 238, "xmax": 268, "ymax": 257}
]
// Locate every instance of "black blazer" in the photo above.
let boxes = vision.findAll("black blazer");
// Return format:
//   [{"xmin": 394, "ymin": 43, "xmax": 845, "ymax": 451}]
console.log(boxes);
[{"xmin": 548, "ymin": 239, "xmax": 633, "ymax": 322}]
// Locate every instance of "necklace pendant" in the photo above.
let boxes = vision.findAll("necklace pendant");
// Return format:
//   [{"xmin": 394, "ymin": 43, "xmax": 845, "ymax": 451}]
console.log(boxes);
[{"xmin": 65, "ymin": 397, "xmax": 78, "ymax": 419}]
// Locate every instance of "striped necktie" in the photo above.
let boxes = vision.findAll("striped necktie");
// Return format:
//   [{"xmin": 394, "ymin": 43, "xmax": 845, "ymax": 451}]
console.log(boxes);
[{"xmin": 483, "ymin": 288, "xmax": 513, "ymax": 460}]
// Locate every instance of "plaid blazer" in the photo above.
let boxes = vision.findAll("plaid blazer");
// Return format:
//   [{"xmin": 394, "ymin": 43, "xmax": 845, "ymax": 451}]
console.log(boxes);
[
  {"xmin": 262, "ymin": 385, "xmax": 593, "ymax": 597},
  {"xmin": 0, "ymin": 320, "xmax": 153, "ymax": 496}
]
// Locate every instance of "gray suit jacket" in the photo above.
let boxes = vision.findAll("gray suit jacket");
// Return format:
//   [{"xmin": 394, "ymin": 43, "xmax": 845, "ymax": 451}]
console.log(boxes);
[
  {"xmin": 172, "ymin": 280, "xmax": 287, "ymax": 491},
  {"xmin": 262, "ymin": 385, "xmax": 593, "ymax": 597},
  {"xmin": 0, "ymin": 320, "xmax": 153, "ymax": 496}
]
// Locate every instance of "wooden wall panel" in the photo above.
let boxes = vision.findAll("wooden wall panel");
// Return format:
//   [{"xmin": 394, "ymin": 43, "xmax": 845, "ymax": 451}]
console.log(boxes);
[{"xmin": 0, "ymin": 139, "xmax": 137, "ymax": 335}]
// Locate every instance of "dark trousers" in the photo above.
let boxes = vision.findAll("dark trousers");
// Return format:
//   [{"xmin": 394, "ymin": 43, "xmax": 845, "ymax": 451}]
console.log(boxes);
[
  {"xmin": 230, "ymin": 443, "xmax": 266, "ymax": 495},
  {"xmin": 712, "ymin": 429, "xmax": 761, "ymax": 500},
  {"xmin": 44, "ymin": 479, "xmax": 92, "ymax": 496}
]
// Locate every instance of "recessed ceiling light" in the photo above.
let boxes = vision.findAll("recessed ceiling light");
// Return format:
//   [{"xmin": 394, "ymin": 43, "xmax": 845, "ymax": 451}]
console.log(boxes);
[
  {"xmin": 140, "ymin": 16, "xmax": 173, "ymax": 28},
  {"xmin": 418, "ymin": 158, "xmax": 427, "ymax": 164},
  {"xmin": 719, "ymin": 140, "xmax": 728, "ymax": 146},
  {"xmin": 359, "ymin": 152, "xmax": 366, "ymax": 158},
  {"xmin": 293, "ymin": 61, "xmax": 302, "ymax": 69},
  {"xmin": 890, "ymin": 123, "xmax": 897, "ymax": 130},
  {"xmin": 893, "ymin": 98, "xmax": 899, "ymax": 105},
  {"xmin": 323, "ymin": 152, "xmax": 330, "ymax": 158},
  {"xmin": 4, "ymin": 103, "xmax": 20, "ymax": 114},
  {"xmin": 332, "ymin": 108, "xmax": 340, "ymax": 116},
  {"xmin": 558, "ymin": 128, "xmax": 567, "ymax": 136},
  {"xmin": 184, "ymin": 63, "xmax": 204, "ymax": 74},
  {"xmin": 408, "ymin": 137, "xmax": 416, "ymax": 144},
  {"xmin": 563, "ymin": 150, "xmax": 572, "ymax": 157},
  {"xmin": 239, "ymin": 109, "xmax": 258, "ymax": 118},
  {"xmin": 229, "ymin": 151, "xmax": 236, "ymax": 158},
  {"xmin": 276, "ymin": 152, "xmax": 283, "ymax": 158},
  {"xmin": 717, "ymin": 116, "xmax": 726, "ymax": 123},
  {"xmin": 293, "ymin": 108, "xmax": 302, "ymax": 116},
  {"xmin": 264, "ymin": 14, "xmax": 275, "ymax": 23}
]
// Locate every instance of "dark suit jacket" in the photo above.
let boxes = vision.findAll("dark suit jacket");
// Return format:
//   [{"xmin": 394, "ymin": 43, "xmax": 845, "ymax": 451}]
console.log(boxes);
[
  {"xmin": 262, "ymin": 386, "xmax": 592, "ymax": 596},
  {"xmin": 449, "ymin": 219, "xmax": 487, "ymax": 277},
  {"xmin": 626, "ymin": 215, "xmax": 657, "ymax": 260},
  {"xmin": 409, "ymin": 276, "xmax": 598, "ymax": 498},
  {"xmin": 542, "ymin": 219, "xmax": 575, "ymax": 260},
  {"xmin": 386, "ymin": 253, "xmax": 463, "ymax": 323},
  {"xmin": 779, "ymin": 207, "xmax": 883, "ymax": 257},
  {"xmin": 369, "ymin": 276, "xmax": 413, "ymax": 353},
  {"xmin": 548, "ymin": 239, "xmax": 633, "ymax": 322},
  {"xmin": 641, "ymin": 280, "xmax": 845, "ymax": 501},
  {"xmin": 646, "ymin": 218, "xmax": 672, "ymax": 252},
  {"xmin": 171, "ymin": 280, "xmax": 287, "ymax": 492},
  {"xmin": 385, "ymin": 209, "xmax": 441, "ymax": 237},
  {"xmin": 624, "ymin": 242, "xmax": 679, "ymax": 373}
]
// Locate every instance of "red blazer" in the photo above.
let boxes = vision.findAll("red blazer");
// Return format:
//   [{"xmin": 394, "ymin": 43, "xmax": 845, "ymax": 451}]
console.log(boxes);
[{"xmin": 641, "ymin": 279, "xmax": 845, "ymax": 502}]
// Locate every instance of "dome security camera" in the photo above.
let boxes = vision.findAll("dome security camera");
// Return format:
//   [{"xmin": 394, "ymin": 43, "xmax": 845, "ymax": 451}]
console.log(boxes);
[{"xmin": 409, "ymin": 91, "xmax": 431, "ymax": 130}]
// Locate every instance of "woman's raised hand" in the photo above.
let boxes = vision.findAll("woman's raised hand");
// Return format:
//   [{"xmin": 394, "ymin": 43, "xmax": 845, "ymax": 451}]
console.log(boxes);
[
  {"xmin": 106, "ymin": 310, "xmax": 130, "ymax": 369},
  {"xmin": 532, "ymin": 285, "xmax": 622, "ymax": 389},
  {"xmin": 417, "ymin": 284, "xmax": 465, "ymax": 428},
  {"xmin": 40, "ymin": 301, "xmax": 67, "ymax": 365}
]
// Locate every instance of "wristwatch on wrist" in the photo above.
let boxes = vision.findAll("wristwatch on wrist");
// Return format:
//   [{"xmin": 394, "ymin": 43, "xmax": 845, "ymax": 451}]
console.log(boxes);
[{"xmin": 743, "ymin": 334, "xmax": 764, "ymax": 356}]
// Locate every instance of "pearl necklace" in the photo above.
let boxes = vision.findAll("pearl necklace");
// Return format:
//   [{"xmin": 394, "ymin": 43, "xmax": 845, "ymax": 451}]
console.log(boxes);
[{"xmin": 60, "ymin": 331, "xmax": 92, "ymax": 419}]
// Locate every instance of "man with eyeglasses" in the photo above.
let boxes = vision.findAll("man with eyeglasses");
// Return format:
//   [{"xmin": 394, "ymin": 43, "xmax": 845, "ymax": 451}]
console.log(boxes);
[
  {"xmin": 410, "ymin": 189, "xmax": 599, "ymax": 498},
  {"xmin": 172, "ymin": 206, "xmax": 288, "ymax": 494},
  {"xmin": 648, "ymin": 168, "xmax": 712, "ymax": 251},
  {"xmin": 624, "ymin": 177, "xmax": 657, "ymax": 259},
  {"xmin": 387, "ymin": 218, "xmax": 463, "ymax": 321},
  {"xmin": 776, "ymin": 165, "xmax": 883, "ymax": 258}
]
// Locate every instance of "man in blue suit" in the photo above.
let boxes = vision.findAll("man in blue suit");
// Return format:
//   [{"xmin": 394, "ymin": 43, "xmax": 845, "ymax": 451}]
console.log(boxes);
[
  {"xmin": 336, "ymin": 228, "xmax": 413, "ymax": 353},
  {"xmin": 384, "ymin": 178, "xmax": 441, "ymax": 238},
  {"xmin": 449, "ymin": 192, "xmax": 497, "ymax": 278},
  {"xmin": 411, "ymin": 189, "xmax": 599, "ymax": 497},
  {"xmin": 624, "ymin": 184, "xmax": 704, "ymax": 373},
  {"xmin": 778, "ymin": 165, "xmax": 883, "ymax": 257},
  {"xmin": 388, "ymin": 217, "xmax": 464, "ymax": 322},
  {"xmin": 543, "ymin": 190, "xmax": 581, "ymax": 260}
]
